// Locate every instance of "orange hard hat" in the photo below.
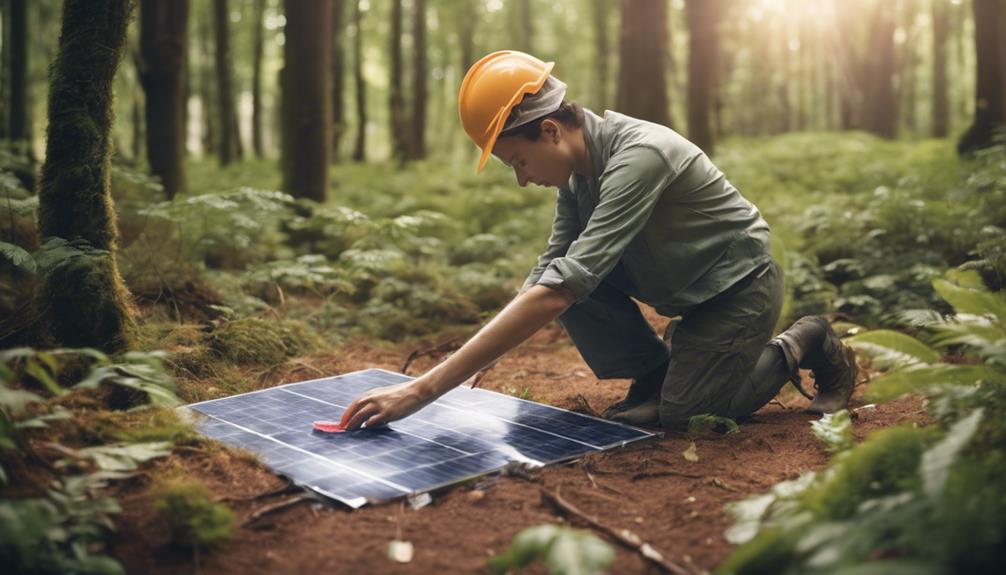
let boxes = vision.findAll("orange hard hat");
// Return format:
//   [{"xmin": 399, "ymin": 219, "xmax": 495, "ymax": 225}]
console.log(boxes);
[{"xmin": 458, "ymin": 51, "xmax": 555, "ymax": 172}]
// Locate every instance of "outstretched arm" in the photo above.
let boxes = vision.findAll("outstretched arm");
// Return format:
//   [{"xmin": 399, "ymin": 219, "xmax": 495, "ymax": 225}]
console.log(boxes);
[{"xmin": 339, "ymin": 284, "xmax": 575, "ymax": 430}]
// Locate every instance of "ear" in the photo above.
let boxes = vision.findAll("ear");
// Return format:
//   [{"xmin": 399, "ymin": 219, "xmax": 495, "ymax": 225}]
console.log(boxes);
[{"xmin": 540, "ymin": 119, "xmax": 562, "ymax": 144}]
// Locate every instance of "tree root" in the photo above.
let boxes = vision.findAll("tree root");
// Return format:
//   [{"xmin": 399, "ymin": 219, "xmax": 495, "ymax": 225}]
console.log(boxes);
[{"xmin": 540, "ymin": 487, "xmax": 699, "ymax": 575}]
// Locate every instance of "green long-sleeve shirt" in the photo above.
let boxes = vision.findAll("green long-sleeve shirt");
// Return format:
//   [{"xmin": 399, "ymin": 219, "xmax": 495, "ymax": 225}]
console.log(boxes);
[{"xmin": 522, "ymin": 108, "xmax": 772, "ymax": 317}]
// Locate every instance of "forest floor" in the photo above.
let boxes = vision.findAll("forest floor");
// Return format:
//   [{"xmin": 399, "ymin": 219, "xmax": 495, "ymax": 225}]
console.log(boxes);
[{"xmin": 108, "ymin": 307, "xmax": 927, "ymax": 574}]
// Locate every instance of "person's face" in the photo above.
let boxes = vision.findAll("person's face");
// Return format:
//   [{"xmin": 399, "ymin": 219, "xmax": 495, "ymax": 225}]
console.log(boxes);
[{"xmin": 491, "ymin": 120, "xmax": 574, "ymax": 188}]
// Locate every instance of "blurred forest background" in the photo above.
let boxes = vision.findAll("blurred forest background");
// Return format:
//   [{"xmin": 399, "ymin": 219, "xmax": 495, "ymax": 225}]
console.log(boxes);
[{"xmin": 1, "ymin": 1, "xmax": 1006, "ymax": 573}]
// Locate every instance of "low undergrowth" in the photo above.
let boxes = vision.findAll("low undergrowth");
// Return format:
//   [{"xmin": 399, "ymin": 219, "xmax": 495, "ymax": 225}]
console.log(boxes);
[{"xmin": 719, "ymin": 269, "xmax": 1006, "ymax": 574}]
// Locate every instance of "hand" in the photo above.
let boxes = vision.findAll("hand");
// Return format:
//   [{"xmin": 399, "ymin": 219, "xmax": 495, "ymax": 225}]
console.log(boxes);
[{"xmin": 339, "ymin": 381, "xmax": 430, "ymax": 430}]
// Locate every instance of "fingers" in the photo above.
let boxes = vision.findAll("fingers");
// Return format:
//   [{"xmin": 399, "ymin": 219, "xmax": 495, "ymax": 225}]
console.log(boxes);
[
  {"xmin": 344, "ymin": 402, "xmax": 379, "ymax": 430},
  {"xmin": 339, "ymin": 399, "xmax": 362, "ymax": 427},
  {"xmin": 363, "ymin": 413, "xmax": 385, "ymax": 429}
]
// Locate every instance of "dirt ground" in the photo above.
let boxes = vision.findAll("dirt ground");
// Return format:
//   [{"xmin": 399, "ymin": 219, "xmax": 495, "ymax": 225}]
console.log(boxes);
[{"xmin": 109, "ymin": 308, "xmax": 927, "ymax": 574}]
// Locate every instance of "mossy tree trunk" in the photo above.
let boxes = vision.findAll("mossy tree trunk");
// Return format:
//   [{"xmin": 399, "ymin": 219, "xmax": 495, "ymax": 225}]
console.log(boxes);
[
  {"xmin": 36, "ymin": 0, "xmax": 135, "ymax": 353},
  {"xmin": 139, "ymin": 0, "xmax": 189, "ymax": 200},
  {"xmin": 281, "ymin": 0, "xmax": 331, "ymax": 200}
]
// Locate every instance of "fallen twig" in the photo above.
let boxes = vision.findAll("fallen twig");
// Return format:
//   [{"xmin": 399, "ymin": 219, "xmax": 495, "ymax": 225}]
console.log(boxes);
[
  {"xmin": 400, "ymin": 336, "xmax": 467, "ymax": 374},
  {"xmin": 631, "ymin": 470, "xmax": 704, "ymax": 481},
  {"xmin": 242, "ymin": 493, "xmax": 312, "ymax": 526},
  {"xmin": 540, "ymin": 487, "xmax": 697, "ymax": 575}
]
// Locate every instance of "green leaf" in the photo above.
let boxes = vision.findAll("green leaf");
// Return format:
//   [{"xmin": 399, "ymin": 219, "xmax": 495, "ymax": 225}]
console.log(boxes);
[
  {"xmin": 920, "ymin": 408, "xmax": 983, "ymax": 498},
  {"xmin": 0, "ymin": 383, "xmax": 45, "ymax": 415},
  {"xmin": 865, "ymin": 364, "xmax": 993, "ymax": 403},
  {"xmin": 811, "ymin": 410, "xmax": 853, "ymax": 453},
  {"xmin": 0, "ymin": 240, "xmax": 36, "ymax": 273},
  {"xmin": 847, "ymin": 330, "xmax": 940, "ymax": 366},
  {"xmin": 545, "ymin": 528, "xmax": 614, "ymax": 575},
  {"xmin": 488, "ymin": 524, "xmax": 613, "ymax": 575},
  {"xmin": 932, "ymin": 277, "xmax": 1006, "ymax": 319}
]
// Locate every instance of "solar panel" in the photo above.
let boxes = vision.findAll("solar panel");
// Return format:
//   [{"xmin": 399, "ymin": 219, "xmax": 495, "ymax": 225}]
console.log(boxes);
[{"xmin": 185, "ymin": 368, "xmax": 657, "ymax": 508}]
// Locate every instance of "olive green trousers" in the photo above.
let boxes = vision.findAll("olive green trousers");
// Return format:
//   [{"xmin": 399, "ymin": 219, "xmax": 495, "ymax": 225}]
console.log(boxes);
[{"xmin": 558, "ymin": 260, "xmax": 788, "ymax": 428}]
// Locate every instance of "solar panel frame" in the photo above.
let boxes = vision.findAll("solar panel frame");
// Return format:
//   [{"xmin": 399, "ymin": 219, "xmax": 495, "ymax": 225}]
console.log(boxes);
[{"xmin": 184, "ymin": 368, "xmax": 658, "ymax": 508}]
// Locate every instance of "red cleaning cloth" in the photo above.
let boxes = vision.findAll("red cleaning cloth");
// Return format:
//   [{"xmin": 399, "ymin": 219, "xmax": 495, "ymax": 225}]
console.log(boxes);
[{"xmin": 312, "ymin": 421, "xmax": 347, "ymax": 433}]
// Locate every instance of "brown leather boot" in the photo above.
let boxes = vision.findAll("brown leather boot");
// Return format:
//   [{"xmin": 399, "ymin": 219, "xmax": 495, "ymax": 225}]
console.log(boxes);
[{"xmin": 771, "ymin": 316, "xmax": 857, "ymax": 414}]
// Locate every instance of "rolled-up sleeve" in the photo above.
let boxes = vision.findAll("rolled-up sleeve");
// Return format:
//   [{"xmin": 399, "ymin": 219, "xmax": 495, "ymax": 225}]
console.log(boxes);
[
  {"xmin": 534, "ymin": 146, "xmax": 672, "ymax": 301},
  {"xmin": 521, "ymin": 185, "xmax": 581, "ymax": 291}
]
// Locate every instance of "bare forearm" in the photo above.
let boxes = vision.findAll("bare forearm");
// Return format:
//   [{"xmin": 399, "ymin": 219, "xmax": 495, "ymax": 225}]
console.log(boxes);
[{"xmin": 414, "ymin": 285, "xmax": 573, "ymax": 398}]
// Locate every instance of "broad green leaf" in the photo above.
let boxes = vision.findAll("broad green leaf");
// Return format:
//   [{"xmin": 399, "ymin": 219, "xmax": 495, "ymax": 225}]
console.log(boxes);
[
  {"xmin": 865, "ymin": 364, "xmax": 993, "ymax": 403},
  {"xmin": 847, "ymin": 330, "xmax": 940, "ymax": 366},
  {"xmin": 920, "ymin": 408, "xmax": 983, "ymax": 498},
  {"xmin": 933, "ymin": 278, "xmax": 1006, "ymax": 319},
  {"xmin": 811, "ymin": 410, "xmax": 853, "ymax": 453},
  {"xmin": 0, "ymin": 241, "xmax": 36, "ymax": 273},
  {"xmin": 545, "ymin": 528, "xmax": 614, "ymax": 575},
  {"xmin": 0, "ymin": 384, "xmax": 45, "ymax": 415},
  {"xmin": 23, "ymin": 361, "xmax": 63, "ymax": 396}
]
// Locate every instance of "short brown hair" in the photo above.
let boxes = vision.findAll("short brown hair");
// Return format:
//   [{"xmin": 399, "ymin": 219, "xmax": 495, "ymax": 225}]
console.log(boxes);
[{"xmin": 500, "ymin": 101, "xmax": 584, "ymax": 141}]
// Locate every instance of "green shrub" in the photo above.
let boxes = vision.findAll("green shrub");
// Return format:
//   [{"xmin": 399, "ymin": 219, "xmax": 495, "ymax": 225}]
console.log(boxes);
[{"xmin": 154, "ymin": 478, "xmax": 234, "ymax": 550}]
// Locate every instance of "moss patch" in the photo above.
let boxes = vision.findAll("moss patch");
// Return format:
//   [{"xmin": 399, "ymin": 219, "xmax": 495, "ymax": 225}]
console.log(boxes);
[
  {"xmin": 208, "ymin": 318, "xmax": 321, "ymax": 366},
  {"xmin": 153, "ymin": 477, "xmax": 235, "ymax": 550}
]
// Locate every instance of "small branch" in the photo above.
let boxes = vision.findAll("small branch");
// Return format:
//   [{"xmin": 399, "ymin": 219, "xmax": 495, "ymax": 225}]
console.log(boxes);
[
  {"xmin": 241, "ymin": 493, "xmax": 312, "ymax": 527},
  {"xmin": 400, "ymin": 335, "xmax": 467, "ymax": 374},
  {"xmin": 631, "ymin": 470, "xmax": 704, "ymax": 481},
  {"xmin": 540, "ymin": 487, "xmax": 697, "ymax": 575}
]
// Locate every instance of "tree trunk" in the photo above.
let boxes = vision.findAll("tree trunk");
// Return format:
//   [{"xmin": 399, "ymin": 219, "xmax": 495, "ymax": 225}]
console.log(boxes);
[
  {"xmin": 592, "ymin": 0, "xmax": 610, "ymax": 111},
  {"xmin": 932, "ymin": 0, "xmax": 950, "ymax": 138},
  {"xmin": 616, "ymin": 0, "xmax": 670, "ymax": 127},
  {"xmin": 389, "ymin": 0, "xmax": 407, "ymax": 163},
  {"xmin": 331, "ymin": 0, "xmax": 345, "ymax": 162},
  {"xmin": 514, "ymin": 0, "xmax": 533, "ymax": 53},
  {"xmin": 860, "ymin": 1, "xmax": 897, "ymax": 138},
  {"xmin": 685, "ymin": 0, "xmax": 718, "ymax": 155},
  {"xmin": 958, "ymin": 0, "xmax": 1006, "ymax": 154},
  {"xmin": 213, "ymin": 0, "xmax": 238, "ymax": 165},
  {"xmin": 139, "ymin": 0, "xmax": 189, "ymax": 200},
  {"xmin": 198, "ymin": 11, "xmax": 215, "ymax": 157},
  {"xmin": 352, "ymin": 0, "xmax": 366, "ymax": 162},
  {"xmin": 251, "ymin": 0, "xmax": 266, "ymax": 159},
  {"xmin": 898, "ymin": 0, "xmax": 919, "ymax": 134},
  {"xmin": 281, "ymin": 0, "xmax": 332, "ymax": 200},
  {"xmin": 9, "ymin": 0, "xmax": 30, "ymax": 152},
  {"xmin": 409, "ymin": 0, "xmax": 427, "ymax": 160},
  {"xmin": 834, "ymin": 0, "xmax": 860, "ymax": 130},
  {"xmin": 131, "ymin": 82, "xmax": 144, "ymax": 164},
  {"xmin": 456, "ymin": 1, "xmax": 476, "ymax": 74},
  {"xmin": 37, "ymin": 0, "xmax": 136, "ymax": 352}
]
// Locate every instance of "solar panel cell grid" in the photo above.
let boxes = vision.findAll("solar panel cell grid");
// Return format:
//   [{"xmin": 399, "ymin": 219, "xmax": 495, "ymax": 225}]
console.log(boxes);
[{"xmin": 187, "ymin": 368, "xmax": 656, "ymax": 507}]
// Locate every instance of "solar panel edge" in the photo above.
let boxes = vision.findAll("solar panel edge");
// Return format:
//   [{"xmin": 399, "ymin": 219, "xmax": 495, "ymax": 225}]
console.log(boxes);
[{"xmin": 369, "ymin": 367, "xmax": 657, "ymax": 443}]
